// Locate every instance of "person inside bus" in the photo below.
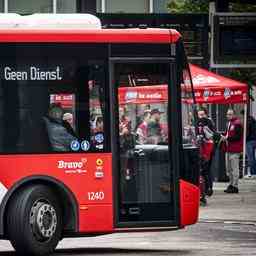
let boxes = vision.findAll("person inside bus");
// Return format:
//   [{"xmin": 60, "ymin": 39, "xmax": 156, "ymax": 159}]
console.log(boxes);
[
  {"xmin": 43, "ymin": 103, "xmax": 78, "ymax": 152},
  {"xmin": 63, "ymin": 112, "xmax": 74, "ymax": 129},
  {"xmin": 147, "ymin": 108, "xmax": 165, "ymax": 144},
  {"xmin": 119, "ymin": 116, "xmax": 135, "ymax": 152},
  {"xmin": 136, "ymin": 110, "xmax": 151, "ymax": 144},
  {"xmin": 91, "ymin": 116, "xmax": 104, "ymax": 150}
]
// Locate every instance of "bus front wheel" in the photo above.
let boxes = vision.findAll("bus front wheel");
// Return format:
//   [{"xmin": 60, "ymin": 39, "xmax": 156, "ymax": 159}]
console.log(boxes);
[{"xmin": 7, "ymin": 185, "xmax": 62, "ymax": 256}]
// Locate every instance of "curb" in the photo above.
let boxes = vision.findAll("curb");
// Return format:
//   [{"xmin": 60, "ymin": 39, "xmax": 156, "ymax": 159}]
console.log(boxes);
[{"xmin": 199, "ymin": 219, "xmax": 256, "ymax": 226}]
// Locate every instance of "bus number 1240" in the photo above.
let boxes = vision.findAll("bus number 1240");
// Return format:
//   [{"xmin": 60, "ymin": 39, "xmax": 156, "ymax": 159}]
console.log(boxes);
[{"xmin": 87, "ymin": 191, "xmax": 105, "ymax": 201}]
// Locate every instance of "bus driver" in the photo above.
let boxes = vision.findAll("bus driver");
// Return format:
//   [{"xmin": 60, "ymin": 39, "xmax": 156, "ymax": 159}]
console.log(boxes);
[{"xmin": 44, "ymin": 103, "xmax": 77, "ymax": 152}]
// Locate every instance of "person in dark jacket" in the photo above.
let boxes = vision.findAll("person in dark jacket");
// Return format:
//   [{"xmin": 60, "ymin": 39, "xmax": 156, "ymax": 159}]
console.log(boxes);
[
  {"xmin": 241, "ymin": 110, "xmax": 256, "ymax": 177},
  {"xmin": 147, "ymin": 108, "xmax": 165, "ymax": 144},
  {"xmin": 196, "ymin": 108, "xmax": 215, "ymax": 205},
  {"xmin": 44, "ymin": 103, "xmax": 78, "ymax": 152},
  {"xmin": 222, "ymin": 109, "xmax": 243, "ymax": 193}
]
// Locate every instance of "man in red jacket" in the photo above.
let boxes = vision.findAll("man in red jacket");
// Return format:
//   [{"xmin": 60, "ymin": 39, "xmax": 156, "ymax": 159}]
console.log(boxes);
[{"xmin": 222, "ymin": 109, "xmax": 243, "ymax": 193}]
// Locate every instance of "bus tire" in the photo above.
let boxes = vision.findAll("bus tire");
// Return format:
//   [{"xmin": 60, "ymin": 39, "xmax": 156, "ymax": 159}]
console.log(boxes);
[{"xmin": 6, "ymin": 185, "xmax": 62, "ymax": 256}]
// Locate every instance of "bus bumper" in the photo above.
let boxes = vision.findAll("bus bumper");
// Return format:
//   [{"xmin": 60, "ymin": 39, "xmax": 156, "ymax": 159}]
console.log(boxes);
[{"xmin": 179, "ymin": 179, "xmax": 200, "ymax": 227}]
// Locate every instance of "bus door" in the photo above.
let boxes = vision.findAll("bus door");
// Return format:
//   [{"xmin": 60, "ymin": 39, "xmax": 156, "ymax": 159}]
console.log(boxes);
[{"xmin": 111, "ymin": 60, "xmax": 179, "ymax": 226}]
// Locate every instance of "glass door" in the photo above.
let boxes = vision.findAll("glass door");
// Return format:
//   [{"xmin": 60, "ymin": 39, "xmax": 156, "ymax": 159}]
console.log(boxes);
[{"xmin": 111, "ymin": 61, "xmax": 177, "ymax": 225}]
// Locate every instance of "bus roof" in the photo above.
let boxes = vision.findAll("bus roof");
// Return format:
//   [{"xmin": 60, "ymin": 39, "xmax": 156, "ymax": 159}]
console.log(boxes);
[
  {"xmin": 0, "ymin": 14, "xmax": 181, "ymax": 43},
  {"xmin": 0, "ymin": 13, "xmax": 102, "ymax": 29},
  {"xmin": 0, "ymin": 28, "xmax": 181, "ymax": 43}
]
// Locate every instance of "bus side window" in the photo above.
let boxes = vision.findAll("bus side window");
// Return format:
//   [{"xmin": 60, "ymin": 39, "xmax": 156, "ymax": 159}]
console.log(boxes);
[
  {"xmin": 91, "ymin": 115, "xmax": 104, "ymax": 150},
  {"xmin": 88, "ymin": 64, "xmax": 106, "ymax": 151}
]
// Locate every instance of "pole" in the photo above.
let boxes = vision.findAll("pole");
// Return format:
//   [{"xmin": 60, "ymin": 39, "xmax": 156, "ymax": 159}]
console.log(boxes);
[{"xmin": 242, "ymin": 104, "xmax": 247, "ymax": 177}]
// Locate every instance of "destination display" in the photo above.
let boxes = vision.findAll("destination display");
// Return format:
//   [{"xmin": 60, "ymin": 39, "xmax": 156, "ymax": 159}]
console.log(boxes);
[{"xmin": 3, "ymin": 66, "xmax": 62, "ymax": 81}]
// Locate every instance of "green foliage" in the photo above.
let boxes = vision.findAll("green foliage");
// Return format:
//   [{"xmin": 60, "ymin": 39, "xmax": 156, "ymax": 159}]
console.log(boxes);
[
  {"xmin": 167, "ymin": 1, "xmax": 256, "ymax": 13},
  {"xmin": 167, "ymin": 0, "xmax": 209, "ymax": 13},
  {"xmin": 230, "ymin": 3, "xmax": 256, "ymax": 12}
]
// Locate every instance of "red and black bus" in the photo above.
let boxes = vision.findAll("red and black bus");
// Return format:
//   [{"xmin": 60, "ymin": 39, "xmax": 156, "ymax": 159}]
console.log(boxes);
[{"xmin": 0, "ymin": 14, "xmax": 199, "ymax": 256}]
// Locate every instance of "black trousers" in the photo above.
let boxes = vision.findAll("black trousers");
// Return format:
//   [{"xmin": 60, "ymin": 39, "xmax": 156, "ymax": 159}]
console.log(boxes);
[{"xmin": 200, "ymin": 157, "xmax": 213, "ymax": 193}]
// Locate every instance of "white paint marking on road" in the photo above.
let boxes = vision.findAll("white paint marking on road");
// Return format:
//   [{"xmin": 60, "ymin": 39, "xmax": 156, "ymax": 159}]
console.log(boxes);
[{"xmin": 200, "ymin": 219, "xmax": 256, "ymax": 226}]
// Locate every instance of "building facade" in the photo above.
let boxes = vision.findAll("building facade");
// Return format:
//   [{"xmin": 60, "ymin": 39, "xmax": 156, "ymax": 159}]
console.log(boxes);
[
  {"xmin": 0, "ymin": 0, "xmax": 170, "ymax": 14},
  {"xmin": 0, "ymin": 0, "xmax": 76, "ymax": 13}
]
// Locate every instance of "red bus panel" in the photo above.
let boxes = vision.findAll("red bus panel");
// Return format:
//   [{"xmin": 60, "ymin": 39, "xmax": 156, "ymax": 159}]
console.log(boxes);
[
  {"xmin": 0, "ymin": 153, "xmax": 113, "ymax": 232},
  {"xmin": 179, "ymin": 179, "xmax": 200, "ymax": 227},
  {"xmin": 0, "ymin": 28, "xmax": 180, "ymax": 44}
]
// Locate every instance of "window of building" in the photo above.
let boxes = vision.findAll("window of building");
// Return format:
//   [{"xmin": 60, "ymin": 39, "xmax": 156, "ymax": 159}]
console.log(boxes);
[
  {"xmin": 57, "ymin": 0, "xmax": 76, "ymax": 13},
  {"xmin": 153, "ymin": 0, "xmax": 169, "ymax": 13},
  {"xmin": 96, "ymin": 0, "xmax": 102, "ymax": 12},
  {"xmin": 105, "ymin": 0, "xmax": 149, "ymax": 13},
  {"xmin": 8, "ymin": 0, "xmax": 52, "ymax": 14},
  {"xmin": 0, "ymin": 0, "xmax": 3, "ymax": 12}
]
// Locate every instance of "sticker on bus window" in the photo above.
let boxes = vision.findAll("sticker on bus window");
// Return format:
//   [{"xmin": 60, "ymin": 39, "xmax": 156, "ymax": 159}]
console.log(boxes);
[
  {"xmin": 70, "ymin": 140, "xmax": 80, "ymax": 151},
  {"xmin": 95, "ymin": 133, "xmax": 104, "ymax": 144},
  {"xmin": 81, "ymin": 140, "xmax": 90, "ymax": 151}
]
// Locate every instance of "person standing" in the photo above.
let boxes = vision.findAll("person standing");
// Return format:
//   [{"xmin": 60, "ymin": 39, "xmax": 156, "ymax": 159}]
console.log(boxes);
[
  {"xmin": 147, "ymin": 108, "xmax": 164, "ymax": 144},
  {"xmin": 136, "ymin": 111, "xmax": 151, "ymax": 144},
  {"xmin": 196, "ymin": 108, "xmax": 215, "ymax": 200},
  {"xmin": 222, "ymin": 109, "xmax": 243, "ymax": 193},
  {"xmin": 241, "ymin": 110, "xmax": 256, "ymax": 178}
]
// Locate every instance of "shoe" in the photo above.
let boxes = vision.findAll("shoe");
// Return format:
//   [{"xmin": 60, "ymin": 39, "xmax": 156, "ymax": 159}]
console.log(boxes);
[
  {"xmin": 224, "ymin": 185, "xmax": 233, "ymax": 193},
  {"xmin": 206, "ymin": 188, "xmax": 213, "ymax": 197},
  {"xmin": 232, "ymin": 186, "xmax": 239, "ymax": 193},
  {"xmin": 200, "ymin": 197, "xmax": 207, "ymax": 206},
  {"xmin": 225, "ymin": 185, "xmax": 239, "ymax": 194},
  {"xmin": 244, "ymin": 174, "xmax": 252, "ymax": 178}
]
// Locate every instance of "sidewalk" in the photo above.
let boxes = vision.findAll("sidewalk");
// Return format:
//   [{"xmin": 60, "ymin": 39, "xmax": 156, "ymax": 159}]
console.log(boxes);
[{"xmin": 199, "ymin": 178, "xmax": 256, "ymax": 223}]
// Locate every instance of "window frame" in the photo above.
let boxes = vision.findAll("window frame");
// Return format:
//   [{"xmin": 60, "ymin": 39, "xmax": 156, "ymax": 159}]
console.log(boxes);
[{"xmin": 109, "ymin": 57, "xmax": 181, "ymax": 227}]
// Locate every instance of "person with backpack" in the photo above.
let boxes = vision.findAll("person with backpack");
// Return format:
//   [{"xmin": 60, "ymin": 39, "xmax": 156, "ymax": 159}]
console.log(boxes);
[{"xmin": 196, "ymin": 108, "xmax": 215, "ymax": 205}]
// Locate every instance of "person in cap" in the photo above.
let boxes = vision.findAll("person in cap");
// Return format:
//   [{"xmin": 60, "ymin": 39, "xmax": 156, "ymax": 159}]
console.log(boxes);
[{"xmin": 147, "ymin": 108, "xmax": 165, "ymax": 144}]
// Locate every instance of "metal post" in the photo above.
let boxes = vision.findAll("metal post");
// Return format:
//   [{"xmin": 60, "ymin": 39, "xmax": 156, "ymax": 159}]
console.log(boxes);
[
  {"xmin": 101, "ymin": 0, "xmax": 105, "ymax": 13},
  {"xmin": 149, "ymin": 0, "xmax": 153, "ymax": 13},
  {"xmin": 4, "ymin": 0, "xmax": 8, "ymax": 13},
  {"xmin": 242, "ymin": 104, "xmax": 248, "ymax": 177},
  {"xmin": 216, "ymin": 104, "xmax": 219, "ymax": 131},
  {"xmin": 53, "ymin": 0, "xmax": 57, "ymax": 13}
]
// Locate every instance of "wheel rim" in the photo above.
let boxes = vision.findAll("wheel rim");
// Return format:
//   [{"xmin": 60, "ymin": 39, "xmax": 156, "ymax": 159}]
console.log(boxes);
[{"xmin": 29, "ymin": 199, "xmax": 57, "ymax": 242}]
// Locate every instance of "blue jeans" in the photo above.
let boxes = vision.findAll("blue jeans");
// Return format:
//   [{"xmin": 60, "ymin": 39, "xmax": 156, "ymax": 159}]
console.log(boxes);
[{"xmin": 246, "ymin": 140, "xmax": 256, "ymax": 175}]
